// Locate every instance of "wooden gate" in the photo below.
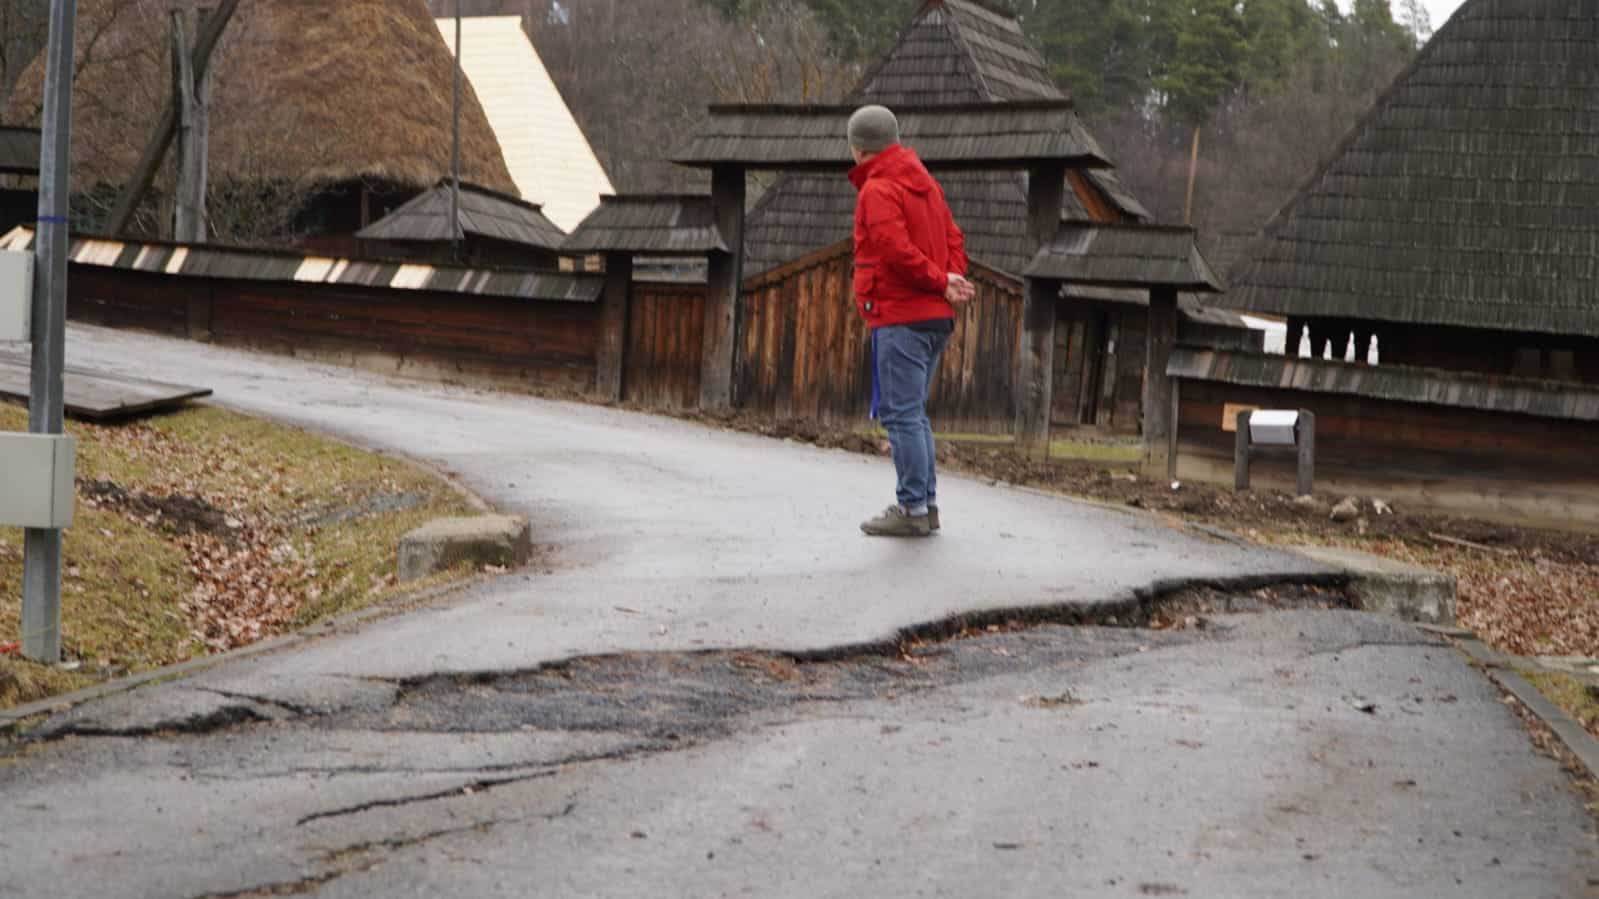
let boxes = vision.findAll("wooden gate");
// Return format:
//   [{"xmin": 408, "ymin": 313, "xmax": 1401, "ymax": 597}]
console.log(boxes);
[{"xmin": 622, "ymin": 281, "xmax": 706, "ymax": 408}]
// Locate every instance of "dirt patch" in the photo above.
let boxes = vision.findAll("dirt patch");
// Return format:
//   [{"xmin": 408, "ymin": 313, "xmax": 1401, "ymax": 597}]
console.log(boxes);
[{"xmin": 82, "ymin": 480, "xmax": 236, "ymax": 540}]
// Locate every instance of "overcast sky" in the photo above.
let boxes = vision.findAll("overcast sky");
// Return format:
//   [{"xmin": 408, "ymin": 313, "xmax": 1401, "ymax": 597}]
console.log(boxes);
[{"xmin": 1422, "ymin": 0, "xmax": 1466, "ymax": 32}]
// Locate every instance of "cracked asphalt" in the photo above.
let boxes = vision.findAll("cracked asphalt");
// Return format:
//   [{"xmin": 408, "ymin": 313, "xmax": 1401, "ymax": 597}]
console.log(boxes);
[{"xmin": 0, "ymin": 327, "xmax": 1594, "ymax": 897}]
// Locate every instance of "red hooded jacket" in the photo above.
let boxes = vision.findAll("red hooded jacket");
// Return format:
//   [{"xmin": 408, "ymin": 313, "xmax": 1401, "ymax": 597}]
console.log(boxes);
[{"xmin": 849, "ymin": 144, "xmax": 968, "ymax": 329}]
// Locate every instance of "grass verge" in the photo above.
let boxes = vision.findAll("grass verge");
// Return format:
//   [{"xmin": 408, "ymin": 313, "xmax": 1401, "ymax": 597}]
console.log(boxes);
[{"xmin": 0, "ymin": 402, "xmax": 476, "ymax": 708}]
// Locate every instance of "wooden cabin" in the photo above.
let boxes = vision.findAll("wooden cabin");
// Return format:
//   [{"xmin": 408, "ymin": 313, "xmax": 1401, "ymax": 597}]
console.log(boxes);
[
  {"xmin": 4, "ymin": 0, "xmax": 516, "ymax": 249},
  {"xmin": 1198, "ymin": 0, "xmax": 1599, "ymax": 526},
  {"xmin": 739, "ymin": 0, "xmax": 1256, "ymax": 436}
]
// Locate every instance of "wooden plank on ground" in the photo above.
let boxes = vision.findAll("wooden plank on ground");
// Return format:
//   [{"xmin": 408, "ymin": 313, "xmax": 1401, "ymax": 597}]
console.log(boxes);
[{"xmin": 0, "ymin": 350, "xmax": 212, "ymax": 421}]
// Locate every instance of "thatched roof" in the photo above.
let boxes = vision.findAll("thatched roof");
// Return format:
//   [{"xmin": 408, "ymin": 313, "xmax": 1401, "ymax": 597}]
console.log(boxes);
[
  {"xmin": 5, "ymin": 0, "xmax": 516, "ymax": 195},
  {"xmin": 1026, "ymin": 224, "xmax": 1223, "ymax": 293},
  {"xmin": 357, "ymin": 180, "xmax": 565, "ymax": 249},
  {"xmin": 1233, "ymin": 0, "xmax": 1599, "ymax": 338},
  {"xmin": 563, "ymin": 195, "xmax": 727, "ymax": 256},
  {"xmin": 673, "ymin": 101, "xmax": 1109, "ymax": 171},
  {"xmin": 743, "ymin": 0, "xmax": 1148, "ymax": 279}
]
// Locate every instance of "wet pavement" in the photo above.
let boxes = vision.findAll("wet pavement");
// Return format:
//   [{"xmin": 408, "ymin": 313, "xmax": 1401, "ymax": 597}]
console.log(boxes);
[{"xmin": 0, "ymin": 328, "xmax": 1592, "ymax": 897}]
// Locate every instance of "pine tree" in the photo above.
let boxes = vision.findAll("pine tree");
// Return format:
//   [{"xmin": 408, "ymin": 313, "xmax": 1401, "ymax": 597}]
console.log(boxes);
[{"xmin": 1158, "ymin": 0, "xmax": 1250, "ymax": 125}]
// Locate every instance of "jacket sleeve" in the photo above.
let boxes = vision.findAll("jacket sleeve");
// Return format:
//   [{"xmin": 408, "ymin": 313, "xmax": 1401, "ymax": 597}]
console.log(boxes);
[
  {"xmin": 860, "ymin": 183, "xmax": 948, "ymax": 295},
  {"xmin": 945, "ymin": 208, "xmax": 968, "ymax": 277}
]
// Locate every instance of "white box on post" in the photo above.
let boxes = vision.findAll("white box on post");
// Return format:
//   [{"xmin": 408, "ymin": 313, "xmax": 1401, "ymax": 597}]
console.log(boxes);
[
  {"xmin": 1248, "ymin": 409, "xmax": 1300, "ymax": 447},
  {"xmin": 0, "ymin": 433, "xmax": 76, "ymax": 528},
  {"xmin": 0, "ymin": 249, "xmax": 35, "ymax": 342}
]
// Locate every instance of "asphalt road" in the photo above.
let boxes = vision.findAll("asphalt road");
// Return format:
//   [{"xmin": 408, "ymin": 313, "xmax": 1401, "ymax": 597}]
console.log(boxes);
[{"xmin": 0, "ymin": 326, "xmax": 1592, "ymax": 897}]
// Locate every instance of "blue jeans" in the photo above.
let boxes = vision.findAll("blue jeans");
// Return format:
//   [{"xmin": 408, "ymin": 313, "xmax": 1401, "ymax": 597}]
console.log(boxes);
[{"xmin": 874, "ymin": 324, "xmax": 949, "ymax": 515}]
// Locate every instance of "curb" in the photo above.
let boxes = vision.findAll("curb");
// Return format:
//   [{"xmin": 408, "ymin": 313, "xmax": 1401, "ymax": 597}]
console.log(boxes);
[
  {"xmin": 1421, "ymin": 625, "xmax": 1599, "ymax": 781},
  {"xmin": 1, "ymin": 399, "xmax": 506, "ymax": 735},
  {"xmin": 0, "ymin": 574, "xmax": 493, "ymax": 734}
]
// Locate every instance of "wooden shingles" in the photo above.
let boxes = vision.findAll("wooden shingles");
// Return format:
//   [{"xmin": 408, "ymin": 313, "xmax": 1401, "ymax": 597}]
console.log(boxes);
[
  {"xmin": 562, "ymin": 195, "xmax": 727, "ymax": 255},
  {"xmin": 673, "ymin": 102, "xmax": 1107, "ymax": 170},
  {"xmin": 356, "ymin": 180, "xmax": 567, "ymax": 249},
  {"xmin": 741, "ymin": 0, "xmax": 1148, "ymax": 280},
  {"xmin": 1169, "ymin": 347, "xmax": 1599, "ymax": 423},
  {"xmin": 0, "ymin": 226, "xmax": 601, "ymax": 303},
  {"xmin": 1027, "ymin": 224, "xmax": 1224, "ymax": 293},
  {"xmin": 1235, "ymin": 0, "xmax": 1599, "ymax": 337}
]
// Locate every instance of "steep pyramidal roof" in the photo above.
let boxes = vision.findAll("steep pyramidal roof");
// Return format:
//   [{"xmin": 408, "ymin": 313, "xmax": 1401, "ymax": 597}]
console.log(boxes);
[
  {"xmin": 744, "ymin": 0, "xmax": 1145, "ymax": 278},
  {"xmin": 1234, "ymin": 0, "xmax": 1599, "ymax": 337}
]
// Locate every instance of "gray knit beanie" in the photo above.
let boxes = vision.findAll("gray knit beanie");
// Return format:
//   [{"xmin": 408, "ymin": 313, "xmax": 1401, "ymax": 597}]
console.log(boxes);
[{"xmin": 847, "ymin": 105, "xmax": 900, "ymax": 154}]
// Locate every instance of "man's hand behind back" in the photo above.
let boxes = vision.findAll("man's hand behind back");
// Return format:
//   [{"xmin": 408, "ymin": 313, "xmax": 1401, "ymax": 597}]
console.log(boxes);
[{"xmin": 945, "ymin": 273, "xmax": 977, "ymax": 305}]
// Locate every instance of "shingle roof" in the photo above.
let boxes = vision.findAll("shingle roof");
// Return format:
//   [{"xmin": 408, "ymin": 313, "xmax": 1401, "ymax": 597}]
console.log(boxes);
[
  {"xmin": 672, "ymin": 101, "xmax": 1108, "ymax": 170},
  {"xmin": 741, "ymin": 0, "xmax": 1148, "ymax": 279},
  {"xmin": 1233, "ymin": 0, "xmax": 1599, "ymax": 338},
  {"xmin": 0, "ymin": 226, "xmax": 599, "ymax": 303},
  {"xmin": 1026, "ymin": 224, "xmax": 1224, "ymax": 292},
  {"xmin": 1169, "ymin": 347, "xmax": 1599, "ymax": 423},
  {"xmin": 435, "ymin": 16, "xmax": 613, "ymax": 231},
  {"xmin": 563, "ymin": 195, "xmax": 727, "ymax": 255},
  {"xmin": 356, "ymin": 180, "xmax": 566, "ymax": 249}
]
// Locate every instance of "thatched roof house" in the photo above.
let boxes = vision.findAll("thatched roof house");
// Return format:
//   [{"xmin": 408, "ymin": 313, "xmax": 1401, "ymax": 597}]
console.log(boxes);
[
  {"xmin": 1233, "ymin": 0, "xmax": 1599, "ymax": 379},
  {"xmin": 5, "ymin": 0, "xmax": 516, "ymax": 229},
  {"xmin": 744, "ymin": 0, "xmax": 1148, "ymax": 279}
]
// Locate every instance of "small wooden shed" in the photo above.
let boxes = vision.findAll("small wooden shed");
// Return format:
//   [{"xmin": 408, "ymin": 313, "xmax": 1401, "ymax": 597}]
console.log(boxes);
[{"xmin": 356, "ymin": 180, "xmax": 566, "ymax": 269}]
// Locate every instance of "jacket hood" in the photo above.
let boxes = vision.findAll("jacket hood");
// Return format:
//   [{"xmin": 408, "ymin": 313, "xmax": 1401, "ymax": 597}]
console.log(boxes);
[{"xmin": 849, "ymin": 144, "xmax": 935, "ymax": 195}]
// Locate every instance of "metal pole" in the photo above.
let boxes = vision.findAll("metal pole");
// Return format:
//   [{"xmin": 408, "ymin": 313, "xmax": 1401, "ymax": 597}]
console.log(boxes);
[
  {"xmin": 22, "ymin": 0, "xmax": 77, "ymax": 664},
  {"xmin": 450, "ymin": 4, "xmax": 462, "ymax": 259}
]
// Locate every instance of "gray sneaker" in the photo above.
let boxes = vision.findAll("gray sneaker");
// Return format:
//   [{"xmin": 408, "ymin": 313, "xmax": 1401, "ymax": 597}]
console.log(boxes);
[{"xmin": 860, "ymin": 505, "xmax": 932, "ymax": 537}]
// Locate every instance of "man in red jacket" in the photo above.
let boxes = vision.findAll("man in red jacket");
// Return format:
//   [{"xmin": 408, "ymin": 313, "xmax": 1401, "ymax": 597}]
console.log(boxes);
[{"xmin": 848, "ymin": 104, "xmax": 975, "ymax": 537}]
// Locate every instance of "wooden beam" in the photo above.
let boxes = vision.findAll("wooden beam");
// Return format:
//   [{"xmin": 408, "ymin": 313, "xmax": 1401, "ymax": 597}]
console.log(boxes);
[
  {"xmin": 701, "ymin": 164, "xmax": 745, "ymax": 410},
  {"xmin": 105, "ymin": 0, "xmax": 238, "ymax": 237},
  {"xmin": 1143, "ymin": 285, "xmax": 1178, "ymax": 472},
  {"xmin": 593, "ymin": 252, "xmax": 632, "ymax": 402},
  {"xmin": 1013, "ymin": 162, "xmax": 1065, "ymax": 458}
]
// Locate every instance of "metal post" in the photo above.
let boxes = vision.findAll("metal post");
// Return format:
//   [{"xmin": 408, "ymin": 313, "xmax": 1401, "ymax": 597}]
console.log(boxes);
[
  {"xmin": 449, "ymin": 4, "xmax": 462, "ymax": 259},
  {"xmin": 22, "ymin": 0, "xmax": 77, "ymax": 664}
]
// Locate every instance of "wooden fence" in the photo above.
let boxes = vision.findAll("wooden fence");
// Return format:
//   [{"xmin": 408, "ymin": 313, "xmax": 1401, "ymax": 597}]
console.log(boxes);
[
  {"xmin": 738, "ymin": 243, "xmax": 1023, "ymax": 433},
  {"xmin": 72, "ymin": 268, "xmax": 601, "ymax": 393}
]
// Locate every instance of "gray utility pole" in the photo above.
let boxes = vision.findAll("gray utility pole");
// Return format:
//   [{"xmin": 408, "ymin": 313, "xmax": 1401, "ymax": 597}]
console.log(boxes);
[
  {"xmin": 449, "ymin": 3, "xmax": 463, "ymax": 260},
  {"xmin": 171, "ymin": 2, "xmax": 214, "ymax": 244},
  {"xmin": 22, "ymin": 0, "xmax": 77, "ymax": 663}
]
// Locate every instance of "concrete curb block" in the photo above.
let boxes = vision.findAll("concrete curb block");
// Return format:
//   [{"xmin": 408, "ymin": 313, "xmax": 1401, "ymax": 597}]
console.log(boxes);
[
  {"xmin": 1450, "ymin": 633, "xmax": 1599, "ymax": 782},
  {"xmin": 398, "ymin": 515, "xmax": 532, "ymax": 583},
  {"xmin": 1291, "ymin": 546, "xmax": 1456, "ymax": 625}
]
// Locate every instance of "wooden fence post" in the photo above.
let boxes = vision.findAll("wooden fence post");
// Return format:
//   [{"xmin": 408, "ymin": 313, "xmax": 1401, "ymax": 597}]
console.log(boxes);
[
  {"xmin": 1297, "ymin": 409, "xmax": 1316, "ymax": 497},
  {"xmin": 1142, "ymin": 285, "xmax": 1178, "ymax": 473},
  {"xmin": 1234, "ymin": 409, "xmax": 1252, "ymax": 490},
  {"xmin": 1014, "ymin": 162, "xmax": 1065, "ymax": 458},
  {"xmin": 594, "ymin": 252, "xmax": 632, "ymax": 402},
  {"xmin": 701, "ymin": 164, "xmax": 745, "ymax": 410}
]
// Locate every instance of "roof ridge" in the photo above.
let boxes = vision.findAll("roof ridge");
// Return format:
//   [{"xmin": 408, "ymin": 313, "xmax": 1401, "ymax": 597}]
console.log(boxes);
[{"xmin": 940, "ymin": 3, "xmax": 999, "ymax": 101}]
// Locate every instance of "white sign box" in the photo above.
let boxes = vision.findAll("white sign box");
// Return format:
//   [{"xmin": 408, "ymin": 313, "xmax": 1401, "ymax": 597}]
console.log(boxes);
[
  {"xmin": 0, "ymin": 250, "xmax": 34, "ymax": 342},
  {"xmin": 1249, "ymin": 410, "xmax": 1301, "ymax": 447},
  {"xmin": 0, "ymin": 433, "xmax": 75, "ymax": 528}
]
